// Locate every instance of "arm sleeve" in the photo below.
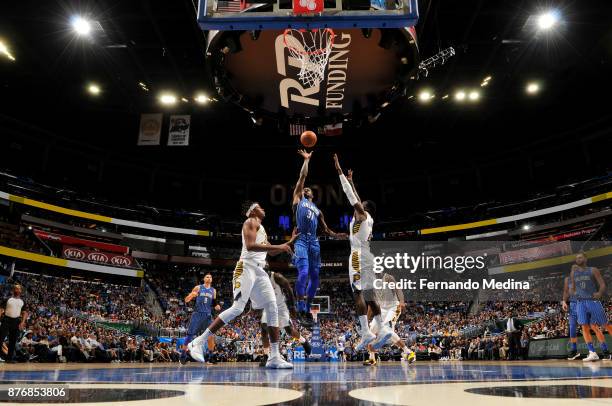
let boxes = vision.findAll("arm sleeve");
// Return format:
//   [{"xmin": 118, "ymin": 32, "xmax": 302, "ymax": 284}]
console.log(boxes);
[{"xmin": 339, "ymin": 174, "xmax": 358, "ymax": 206}]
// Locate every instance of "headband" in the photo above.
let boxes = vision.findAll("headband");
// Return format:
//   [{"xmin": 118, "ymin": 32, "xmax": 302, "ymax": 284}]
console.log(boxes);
[{"xmin": 245, "ymin": 203, "xmax": 258, "ymax": 217}]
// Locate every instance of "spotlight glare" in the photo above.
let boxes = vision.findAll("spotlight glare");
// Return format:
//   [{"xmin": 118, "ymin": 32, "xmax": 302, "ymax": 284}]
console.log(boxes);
[
  {"xmin": 0, "ymin": 41, "xmax": 16, "ymax": 61},
  {"xmin": 194, "ymin": 94, "xmax": 209, "ymax": 104},
  {"xmin": 87, "ymin": 83, "xmax": 101, "ymax": 95},
  {"xmin": 455, "ymin": 91, "xmax": 466, "ymax": 101},
  {"xmin": 522, "ymin": 224, "xmax": 531, "ymax": 231},
  {"xmin": 537, "ymin": 11, "xmax": 560, "ymax": 31},
  {"xmin": 468, "ymin": 91, "xmax": 480, "ymax": 101},
  {"xmin": 159, "ymin": 93, "xmax": 177, "ymax": 105},
  {"xmin": 418, "ymin": 90, "xmax": 433, "ymax": 102},
  {"xmin": 526, "ymin": 82, "xmax": 541, "ymax": 94},
  {"xmin": 72, "ymin": 16, "xmax": 92, "ymax": 35}
]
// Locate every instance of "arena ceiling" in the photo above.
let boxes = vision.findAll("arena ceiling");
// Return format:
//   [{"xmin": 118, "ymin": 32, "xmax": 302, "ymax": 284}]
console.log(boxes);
[{"xmin": 0, "ymin": 0, "xmax": 611, "ymax": 218}]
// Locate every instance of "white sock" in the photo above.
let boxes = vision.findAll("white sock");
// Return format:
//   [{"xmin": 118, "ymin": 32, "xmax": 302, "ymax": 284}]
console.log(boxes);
[
  {"xmin": 271, "ymin": 342, "xmax": 280, "ymax": 358},
  {"xmin": 402, "ymin": 346, "xmax": 410, "ymax": 354},
  {"xmin": 359, "ymin": 315, "xmax": 369, "ymax": 333},
  {"xmin": 194, "ymin": 329, "xmax": 211, "ymax": 346},
  {"xmin": 369, "ymin": 351, "xmax": 376, "ymax": 360}
]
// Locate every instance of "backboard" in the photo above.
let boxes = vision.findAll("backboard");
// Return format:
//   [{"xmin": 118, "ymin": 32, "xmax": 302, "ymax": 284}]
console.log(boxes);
[{"xmin": 197, "ymin": 0, "xmax": 419, "ymax": 30}]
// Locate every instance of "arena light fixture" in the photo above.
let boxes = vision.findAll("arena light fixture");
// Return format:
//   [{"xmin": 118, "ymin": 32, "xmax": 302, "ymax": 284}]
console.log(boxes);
[
  {"xmin": 71, "ymin": 16, "xmax": 92, "ymax": 36},
  {"xmin": 195, "ymin": 93, "xmax": 209, "ymax": 104},
  {"xmin": 87, "ymin": 83, "xmax": 101, "ymax": 96},
  {"xmin": 181, "ymin": 97, "xmax": 189, "ymax": 103},
  {"xmin": 522, "ymin": 224, "xmax": 532, "ymax": 231},
  {"xmin": 537, "ymin": 10, "xmax": 560, "ymax": 31},
  {"xmin": 526, "ymin": 82, "xmax": 541, "ymax": 94},
  {"xmin": 418, "ymin": 90, "xmax": 434, "ymax": 103},
  {"xmin": 0, "ymin": 40, "xmax": 16, "ymax": 61},
  {"xmin": 159, "ymin": 93, "xmax": 177, "ymax": 105},
  {"xmin": 455, "ymin": 90, "xmax": 466, "ymax": 102},
  {"xmin": 468, "ymin": 90, "xmax": 480, "ymax": 101}
]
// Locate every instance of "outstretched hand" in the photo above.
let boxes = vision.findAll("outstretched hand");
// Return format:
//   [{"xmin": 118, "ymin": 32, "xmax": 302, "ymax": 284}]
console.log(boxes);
[
  {"xmin": 298, "ymin": 149, "xmax": 312, "ymax": 160},
  {"xmin": 333, "ymin": 153, "xmax": 343, "ymax": 174},
  {"xmin": 347, "ymin": 169, "xmax": 354, "ymax": 181}
]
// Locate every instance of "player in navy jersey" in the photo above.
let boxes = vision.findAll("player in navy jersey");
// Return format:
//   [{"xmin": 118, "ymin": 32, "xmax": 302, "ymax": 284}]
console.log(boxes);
[
  {"xmin": 570, "ymin": 252, "xmax": 612, "ymax": 362},
  {"xmin": 292, "ymin": 150, "xmax": 346, "ymax": 322},
  {"xmin": 182, "ymin": 273, "xmax": 220, "ymax": 364},
  {"xmin": 562, "ymin": 274, "xmax": 581, "ymax": 360}
]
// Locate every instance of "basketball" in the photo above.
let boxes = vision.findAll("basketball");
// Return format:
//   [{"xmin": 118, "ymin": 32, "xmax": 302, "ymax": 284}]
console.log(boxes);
[{"xmin": 300, "ymin": 130, "xmax": 317, "ymax": 147}]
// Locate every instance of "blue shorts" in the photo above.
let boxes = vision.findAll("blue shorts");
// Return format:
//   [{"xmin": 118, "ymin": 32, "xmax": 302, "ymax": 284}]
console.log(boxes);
[
  {"xmin": 576, "ymin": 300, "xmax": 608, "ymax": 326},
  {"xmin": 294, "ymin": 239, "xmax": 321, "ymax": 270},
  {"xmin": 187, "ymin": 312, "xmax": 212, "ymax": 336}
]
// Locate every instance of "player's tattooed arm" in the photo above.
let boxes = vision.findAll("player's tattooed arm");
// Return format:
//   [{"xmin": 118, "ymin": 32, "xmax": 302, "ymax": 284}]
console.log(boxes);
[
  {"xmin": 592, "ymin": 267, "xmax": 606, "ymax": 299},
  {"xmin": 293, "ymin": 149, "xmax": 312, "ymax": 205},
  {"xmin": 244, "ymin": 218, "xmax": 295, "ymax": 255},
  {"xmin": 185, "ymin": 285, "xmax": 200, "ymax": 303},
  {"xmin": 319, "ymin": 210, "xmax": 348, "ymax": 239}
]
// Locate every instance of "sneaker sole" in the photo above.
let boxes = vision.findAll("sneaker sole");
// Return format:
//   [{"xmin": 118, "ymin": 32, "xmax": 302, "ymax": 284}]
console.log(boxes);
[
  {"xmin": 355, "ymin": 336, "xmax": 376, "ymax": 351},
  {"xmin": 371, "ymin": 331, "xmax": 393, "ymax": 350}
]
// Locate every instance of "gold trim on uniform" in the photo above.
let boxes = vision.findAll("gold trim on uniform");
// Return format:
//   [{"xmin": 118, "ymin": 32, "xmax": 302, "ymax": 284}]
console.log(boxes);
[
  {"xmin": 352, "ymin": 221, "xmax": 362, "ymax": 235},
  {"xmin": 392, "ymin": 304, "xmax": 401, "ymax": 323},
  {"xmin": 351, "ymin": 251, "xmax": 361, "ymax": 282},
  {"xmin": 233, "ymin": 261, "xmax": 244, "ymax": 289}
]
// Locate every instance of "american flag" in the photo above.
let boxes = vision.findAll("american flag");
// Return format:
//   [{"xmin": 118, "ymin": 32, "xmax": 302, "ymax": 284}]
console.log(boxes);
[{"xmin": 217, "ymin": 0, "xmax": 245, "ymax": 12}]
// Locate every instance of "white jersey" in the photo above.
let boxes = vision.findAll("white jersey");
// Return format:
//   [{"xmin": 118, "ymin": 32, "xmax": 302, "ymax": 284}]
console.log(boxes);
[
  {"xmin": 270, "ymin": 272, "xmax": 286, "ymax": 308},
  {"xmin": 349, "ymin": 212, "xmax": 373, "ymax": 251},
  {"xmin": 240, "ymin": 221, "xmax": 268, "ymax": 264}
]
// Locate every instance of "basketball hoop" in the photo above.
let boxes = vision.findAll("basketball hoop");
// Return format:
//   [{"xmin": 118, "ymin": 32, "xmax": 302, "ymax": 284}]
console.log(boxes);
[
  {"xmin": 283, "ymin": 28, "xmax": 335, "ymax": 88},
  {"xmin": 310, "ymin": 304, "xmax": 320, "ymax": 323}
]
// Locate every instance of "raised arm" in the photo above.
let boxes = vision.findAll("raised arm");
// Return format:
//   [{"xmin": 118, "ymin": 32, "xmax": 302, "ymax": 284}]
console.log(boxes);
[
  {"xmin": 333, "ymin": 154, "xmax": 366, "ymax": 217},
  {"xmin": 293, "ymin": 150, "xmax": 312, "ymax": 205},
  {"xmin": 243, "ymin": 218, "xmax": 294, "ymax": 255},
  {"xmin": 185, "ymin": 285, "xmax": 200, "ymax": 303},
  {"xmin": 346, "ymin": 169, "xmax": 362, "ymax": 203}
]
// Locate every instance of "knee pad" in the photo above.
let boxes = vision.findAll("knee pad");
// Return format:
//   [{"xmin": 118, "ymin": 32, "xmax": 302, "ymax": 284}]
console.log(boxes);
[
  {"xmin": 219, "ymin": 301, "xmax": 246, "ymax": 324},
  {"xmin": 263, "ymin": 300, "xmax": 279, "ymax": 328}
]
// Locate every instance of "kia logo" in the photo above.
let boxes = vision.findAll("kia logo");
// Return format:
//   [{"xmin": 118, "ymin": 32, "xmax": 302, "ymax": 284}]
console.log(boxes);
[
  {"xmin": 111, "ymin": 256, "xmax": 131, "ymax": 266},
  {"xmin": 88, "ymin": 253, "xmax": 109, "ymax": 263},
  {"xmin": 64, "ymin": 248, "xmax": 85, "ymax": 259}
]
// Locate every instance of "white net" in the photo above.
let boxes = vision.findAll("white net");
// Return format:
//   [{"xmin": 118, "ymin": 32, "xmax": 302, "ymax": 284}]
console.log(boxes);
[{"xmin": 283, "ymin": 29, "xmax": 335, "ymax": 88}]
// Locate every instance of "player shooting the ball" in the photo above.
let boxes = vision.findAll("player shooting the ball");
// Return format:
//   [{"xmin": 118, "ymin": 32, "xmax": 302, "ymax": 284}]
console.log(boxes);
[{"xmin": 292, "ymin": 149, "xmax": 346, "ymax": 325}]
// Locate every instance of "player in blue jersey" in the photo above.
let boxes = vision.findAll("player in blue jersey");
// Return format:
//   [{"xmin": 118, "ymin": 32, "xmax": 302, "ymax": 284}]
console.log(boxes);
[
  {"xmin": 570, "ymin": 252, "xmax": 612, "ymax": 362},
  {"xmin": 562, "ymin": 274, "xmax": 581, "ymax": 360},
  {"xmin": 292, "ymin": 150, "xmax": 346, "ymax": 323},
  {"xmin": 181, "ymin": 273, "xmax": 220, "ymax": 364}
]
